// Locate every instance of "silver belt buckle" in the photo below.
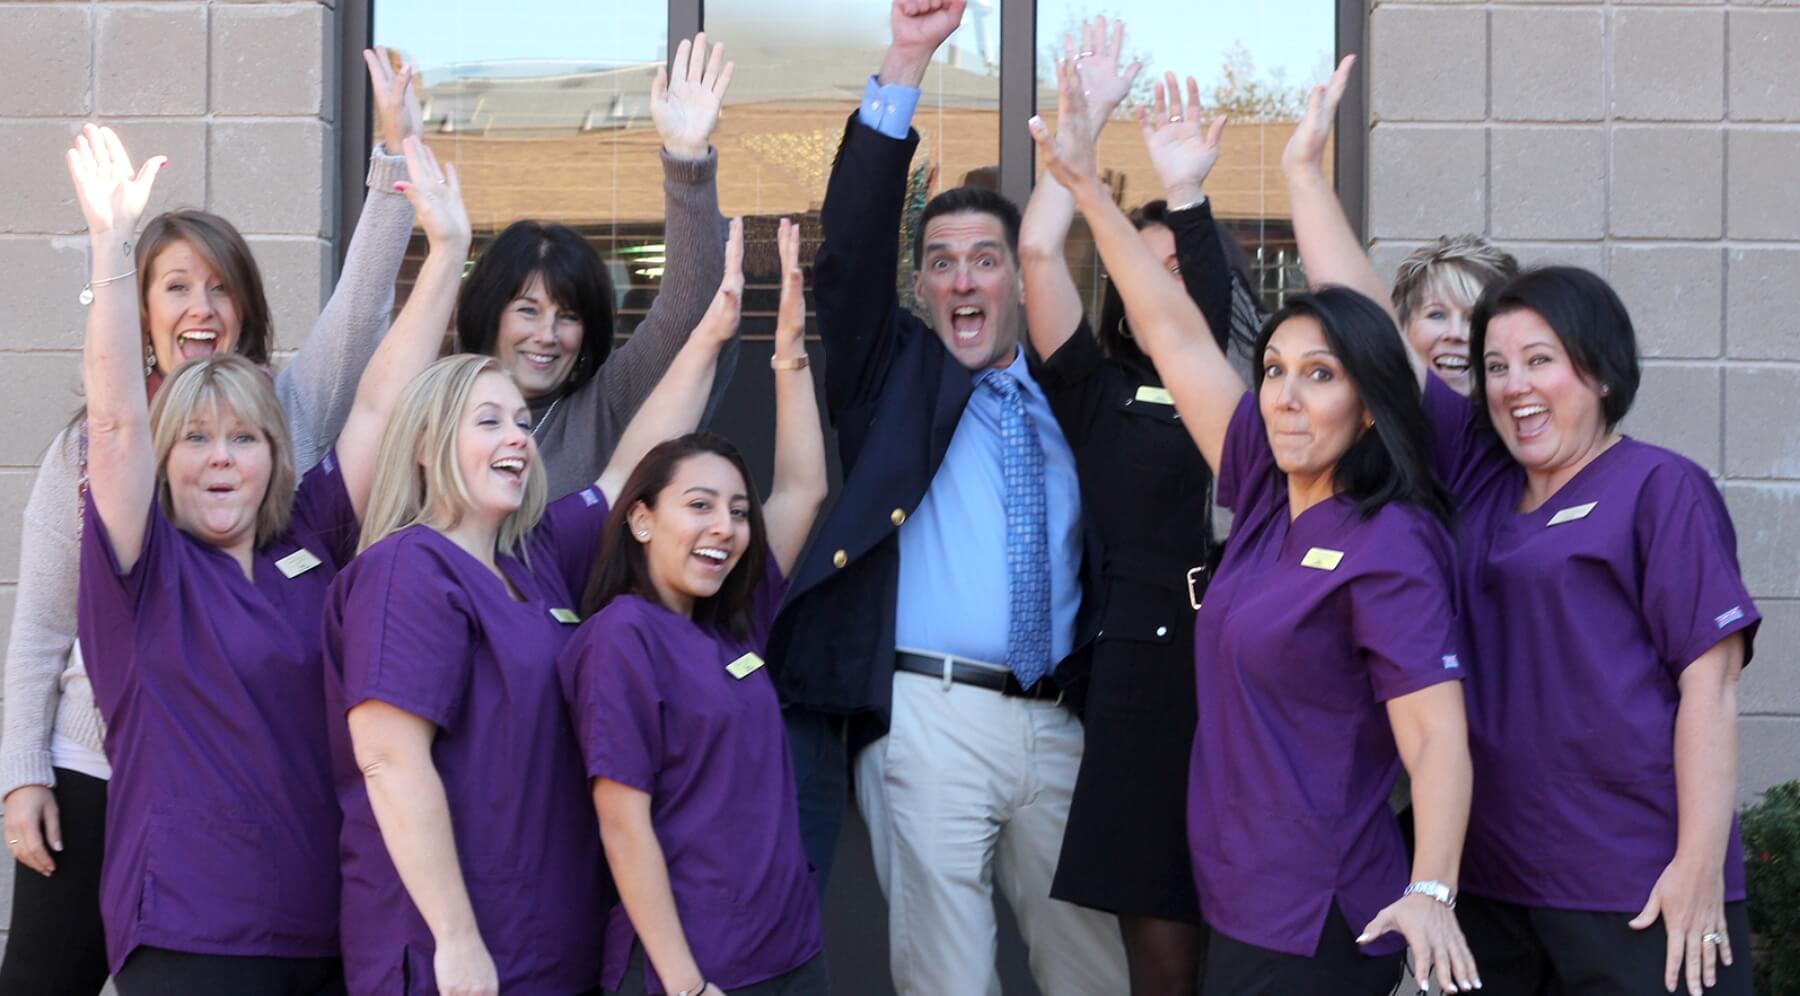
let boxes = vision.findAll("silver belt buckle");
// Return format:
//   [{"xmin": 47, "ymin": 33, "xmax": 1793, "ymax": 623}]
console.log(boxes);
[{"xmin": 1186, "ymin": 564, "xmax": 1208, "ymax": 611}]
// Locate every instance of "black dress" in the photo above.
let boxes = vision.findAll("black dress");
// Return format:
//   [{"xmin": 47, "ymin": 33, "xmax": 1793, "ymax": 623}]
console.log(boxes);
[{"xmin": 1041, "ymin": 200, "xmax": 1242, "ymax": 922}]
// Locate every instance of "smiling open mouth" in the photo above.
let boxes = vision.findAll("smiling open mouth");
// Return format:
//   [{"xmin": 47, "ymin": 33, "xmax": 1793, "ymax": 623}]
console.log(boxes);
[{"xmin": 951, "ymin": 306, "xmax": 985, "ymax": 342}]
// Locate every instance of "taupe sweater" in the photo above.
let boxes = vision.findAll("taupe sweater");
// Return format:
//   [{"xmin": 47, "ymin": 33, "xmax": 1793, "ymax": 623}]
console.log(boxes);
[
  {"xmin": 527, "ymin": 150, "xmax": 730, "ymax": 498},
  {"xmin": 0, "ymin": 150, "xmax": 415, "ymax": 796}
]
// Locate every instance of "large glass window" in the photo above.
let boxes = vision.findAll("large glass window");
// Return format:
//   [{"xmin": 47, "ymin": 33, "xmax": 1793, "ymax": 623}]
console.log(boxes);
[
  {"xmin": 373, "ymin": 1, "xmax": 669, "ymax": 327},
  {"xmin": 1033, "ymin": 1, "xmax": 1336, "ymax": 316}
]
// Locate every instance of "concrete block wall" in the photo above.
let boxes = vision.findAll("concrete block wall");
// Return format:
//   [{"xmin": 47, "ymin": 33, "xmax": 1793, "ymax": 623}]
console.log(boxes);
[
  {"xmin": 0, "ymin": 0, "xmax": 340, "ymax": 957},
  {"xmin": 1368, "ymin": 0, "xmax": 1800, "ymax": 803}
]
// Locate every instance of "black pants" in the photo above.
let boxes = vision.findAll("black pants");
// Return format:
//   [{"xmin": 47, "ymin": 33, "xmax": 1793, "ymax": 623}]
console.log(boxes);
[
  {"xmin": 613, "ymin": 944, "xmax": 829, "ymax": 996},
  {"xmin": 1201, "ymin": 903, "xmax": 1405, "ymax": 995},
  {"xmin": 113, "ymin": 947, "xmax": 345, "ymax": 996},
  {"xmin": 1458, "ymin": 894, "xmax": 1754, "ymax": 996},
  {"xmin": 0, "ymin": 769, "xmax": 109, "ymax": 996}
]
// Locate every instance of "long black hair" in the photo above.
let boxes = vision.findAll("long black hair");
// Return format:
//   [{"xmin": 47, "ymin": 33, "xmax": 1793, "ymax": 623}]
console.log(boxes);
[
  {"xmin": 1256, "ymin": 287, "xmax": 1456, "ymax": 527},
  {"xmin": 454, "ymin": 220, "xmax": 616, "ymax": 400},
  {"xmin": 581, "ymin": 432, "xmax": 769, "ymax": 639}
]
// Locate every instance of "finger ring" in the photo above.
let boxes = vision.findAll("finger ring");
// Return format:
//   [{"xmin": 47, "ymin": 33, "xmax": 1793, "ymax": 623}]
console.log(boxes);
[
  {"xmin": 1169, "ymin": 114, "xmax": 1184, "ymax": 122},
  {"xmin": 1703, "ymin": 932, "xmax": 1725, "ymax": 945},
  {"xmin": 1077, "ymin": 50, "xmax": 1096, "ymax": 58},
  {"xmin": 5, "ymin": 839, "xmax": 18, "ymax": 846}
]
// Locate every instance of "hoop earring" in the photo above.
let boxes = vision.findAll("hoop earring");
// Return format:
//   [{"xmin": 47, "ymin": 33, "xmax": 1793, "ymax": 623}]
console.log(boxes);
[{"xmin": 1116, "ymin": 316, "xmax": 1134, "ymax": 341}]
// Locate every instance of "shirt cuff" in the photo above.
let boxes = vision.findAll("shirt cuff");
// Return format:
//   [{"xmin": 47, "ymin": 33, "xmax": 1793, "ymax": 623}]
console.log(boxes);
[{"xmin": 859, "ymin": 75, "xmax": 921, "ymax": 139}]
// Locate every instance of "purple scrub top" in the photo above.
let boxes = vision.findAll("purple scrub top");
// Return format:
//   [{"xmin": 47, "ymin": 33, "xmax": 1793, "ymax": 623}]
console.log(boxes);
[
  {"xmin": 1422, "ymin": 376, "xmax": 1759, "ymax": 912},
  {"xmin": 78, "ymin": 455, "xmax": 359, "ymax": 974},
  {"xmin": 323, "ymin": 486, "xmax": 612, "ymax": 996},
  {"xmin": 557, "ymin": 554, "xmax": 822, "ymax": 994},
  {"xmin": 1188, "ymin": 394, "xmax": 1465, "ymax": 958}
]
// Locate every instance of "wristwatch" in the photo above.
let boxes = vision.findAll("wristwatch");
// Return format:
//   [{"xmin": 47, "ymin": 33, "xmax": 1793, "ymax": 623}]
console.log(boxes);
[{"xmin": 1402, "ymin": 880, "xmax": 1457, "ymax": 909}]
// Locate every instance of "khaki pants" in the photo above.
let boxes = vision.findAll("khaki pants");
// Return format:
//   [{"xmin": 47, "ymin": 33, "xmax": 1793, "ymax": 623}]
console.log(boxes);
[{"xmin": 855, "ymin": 672, "xmax": 1129, "ymax": 996}]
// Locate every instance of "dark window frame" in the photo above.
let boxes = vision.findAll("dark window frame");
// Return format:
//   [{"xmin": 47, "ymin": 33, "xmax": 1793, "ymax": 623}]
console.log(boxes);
[{"xmin": 336, "ymin": 0, "xmax": 1366, "ymax": 273}]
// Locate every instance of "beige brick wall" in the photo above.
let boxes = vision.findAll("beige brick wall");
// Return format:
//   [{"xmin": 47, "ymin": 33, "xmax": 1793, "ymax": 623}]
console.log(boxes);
[
  {"xmin": 1368, "ymin": 0, "xmax": 1800, "ymax": 803},
  {"xmin": 0, "ymin": 0, "xmax": 340, "ymax": 956}
]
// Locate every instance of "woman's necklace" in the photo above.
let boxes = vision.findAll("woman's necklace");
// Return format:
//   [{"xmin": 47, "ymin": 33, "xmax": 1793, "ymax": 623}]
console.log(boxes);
[{"xmin": 531, "ymin": 396, "xmax": 562, "ymax": 440}]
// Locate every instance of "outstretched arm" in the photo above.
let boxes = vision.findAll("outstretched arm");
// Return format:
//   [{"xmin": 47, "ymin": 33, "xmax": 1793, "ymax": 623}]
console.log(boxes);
[
  {"xmin": 334, "ymin": 138, "xmax": 470, "ymax": 520},
  {"xmin": 68, "ymin": 125, "xmax": 164, "ymax": 572},
  {"xmin": 1282, "ymin": 57, "xmax": 1421, "ymax": 385},
  {"xmin": 1030, "ymin": 63, "xmax": 1243, "ymax": 472},
  {"xmin": 597, "ymin": 33, "xmax": 734, "ymax": 439},
  {"xmin": 594, "ymin": 220, "xmax": 746, "ymax": 506},
  {"xmin": 761, "ymin": 219, "xmax": 828, "ymax": 575},
  {"xmin": 1020, "ymin": 16, "xmax": 1141, "ymax": 362},
  {"xmin": 277, "ymin": 47, "xmax": 421, "ymax": 473}
]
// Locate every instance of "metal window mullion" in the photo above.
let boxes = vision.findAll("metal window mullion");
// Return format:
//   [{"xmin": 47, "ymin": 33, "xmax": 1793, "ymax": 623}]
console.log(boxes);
[{"xmin": 997, "ymin": 0, "xmax": 1037, "ymax": 208}]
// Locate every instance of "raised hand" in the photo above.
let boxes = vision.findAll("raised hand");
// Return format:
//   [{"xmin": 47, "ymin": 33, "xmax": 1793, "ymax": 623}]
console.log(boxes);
[
  {"xmin": 694, "ymin": 218, "xmax": 745, "ymax": 346},
  {"xmin": 392, "ymin": 137, "xmax": 469, "ymax": 255},
  {"xmin": 773, "ymin": 218, "xmax": 805, "ymax": 360},
  {"xmin": 364, "ymin": 46, "xmax": 424, "ymax": 154},
  {"xmin": 1283, "ymin": 54, "xmax": 1354, "ymax": 178},
  {"xmin": 65, "ymin": 124, "xmax": 165, "ymax": 237},
  {"xmin": 652, "ymin": 33, "xmax": 733, "ymax": 161},
  {"xmin": 1137, "ymin": 73, "xmax": 1227, "ymax": 207},
  {"xmin": 1027, "ymin": 57, "xmax": 1102, "ymax": 194},
  {"xmin": 881, "ymin": 0, "xmax": 966, "ymax": 87},
  {"xmin": 1065, "ymin": 14, "xmax": 1141, "ymax": 131}
]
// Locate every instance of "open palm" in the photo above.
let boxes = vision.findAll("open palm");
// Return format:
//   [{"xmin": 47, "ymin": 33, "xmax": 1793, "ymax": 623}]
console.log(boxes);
[
  {"xmin": 1139, "ymin": 74, "xmax": 1228, "ymax": 195},
  {"xmin": 1065, "ymin": 15, "xmax": 1141, "ymax": 131},
  {"xmin": 652, "ymin": 33, "xmax": 733, "ymax": 159},
  {"xmin": 65, "ymin": 124, "xmax": 163, "ymax": 236}
]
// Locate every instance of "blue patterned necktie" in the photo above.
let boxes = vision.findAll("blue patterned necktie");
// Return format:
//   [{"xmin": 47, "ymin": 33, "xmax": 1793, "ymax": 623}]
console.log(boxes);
[{"xmin": 987, "ymin": 371, "xmax": 1052, "ymax": 689}]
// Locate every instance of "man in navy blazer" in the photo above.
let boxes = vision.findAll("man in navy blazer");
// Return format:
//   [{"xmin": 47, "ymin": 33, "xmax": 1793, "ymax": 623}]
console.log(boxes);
[{"xmin": 765, "ymin": 2, "xmax": 1126, "ymax": 992}]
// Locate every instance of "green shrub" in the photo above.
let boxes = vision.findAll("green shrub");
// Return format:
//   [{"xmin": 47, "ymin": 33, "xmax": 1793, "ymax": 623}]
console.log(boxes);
[{"xmin": 1743, "ymin": 780, "xmax": 1800, "ymax": 995}]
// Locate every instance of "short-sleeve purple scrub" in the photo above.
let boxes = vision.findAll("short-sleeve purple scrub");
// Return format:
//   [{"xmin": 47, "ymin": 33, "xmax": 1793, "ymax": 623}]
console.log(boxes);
[
  {"xmin": 78, "ymin": 456, "xmax": 361, "ymax": 974},
  {"xmin": 557, "ymin": 556, "xmax": 822, "ymax": 994},
  {"xmin": 323, "ymin": 486, "xmax": 612, "ymax": 996},
  {"xmin": 1188, "ymin": 395, "xmax": 1466, "ymax": 958},
  {"xmin": 1421, "ymin": 375, "xmax": 1760, "ymax": 912}
]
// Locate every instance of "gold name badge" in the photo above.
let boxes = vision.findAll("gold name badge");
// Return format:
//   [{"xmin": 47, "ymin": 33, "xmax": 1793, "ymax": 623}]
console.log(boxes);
[
  {"xmin": 275, "ymin": 548, "xmax": 322, "ymax": 579},
  {"xmin": 726, "ymin": 653, "xmax": 766, "ymax": 680},
  {"xmin": 1547, "ymin": 501, "xmax": 1597, "ymax": 526},
  {"xmin": 1301, "ymin": 547, "xmax": 1344, "ymax": 571},
  {"xmin": 1134, "ymin": 385, "xmax": 1174, "ymax": 406},
  {"xmin": 549, "ymin": 608, "xmax": 580, "ymax": 624}
]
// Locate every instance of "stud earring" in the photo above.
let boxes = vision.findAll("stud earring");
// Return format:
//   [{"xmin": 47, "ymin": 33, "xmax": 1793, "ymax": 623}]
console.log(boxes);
[
  {"xmin": 637, "ymin": 530, "xmax": 649, "ymax": 540},
  {"xmin": 1600, "ymin": 383, "xmax": 1611, "ymax": 396},
  {"xmin": 143, "ymin": 341, "xmax": 157, "ymax": 377}
]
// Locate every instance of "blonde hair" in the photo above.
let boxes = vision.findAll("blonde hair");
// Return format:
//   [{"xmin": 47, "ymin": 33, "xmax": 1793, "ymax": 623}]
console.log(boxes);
[
  {"xmin": 359, "ymin": 354, "xmax": 548, "ymax": 556},
  {"xmin": 148, "ymin": 354, "xmax": 296, "ymax": 546},
  {"xmin": 1392, "ymin": 235, "xmax": 1520, "ymax": 329}
]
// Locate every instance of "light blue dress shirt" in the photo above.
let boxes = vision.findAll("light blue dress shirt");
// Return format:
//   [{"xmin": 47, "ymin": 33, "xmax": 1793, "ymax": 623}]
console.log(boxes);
[
  {"xmin": 859, "ymin": 76, "xmax": 922, "ymax": 139},
  {"xmin": 895, "ymin": 347, "xmax": 1084, "ymax": 666}
]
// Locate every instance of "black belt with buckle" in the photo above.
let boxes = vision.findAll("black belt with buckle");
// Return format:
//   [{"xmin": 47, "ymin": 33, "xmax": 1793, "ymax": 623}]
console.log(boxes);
[{"xmin": 894, "ymin": 651, "xmax": 1063, "ymax": 702}]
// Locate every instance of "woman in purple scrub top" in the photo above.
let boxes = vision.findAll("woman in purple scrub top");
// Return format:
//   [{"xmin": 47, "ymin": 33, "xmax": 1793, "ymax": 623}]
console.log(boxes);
[
  {"xmin": 323, "ymin": 221, "xmax": 749, "ymax": 996},
  {"xmin": 68, "ymin": 127, "xmax": 464, "ymax": 994},
  {"xmin": 1286, "ymin": 57, "xmax": 1759, "ymax": 996},
  {"xmin": 557, "ymin": 218, "xmax": 829, "ymax": 996},
  {"xmin": 1031, "ymin": 62, "xmax": 1480, "ymax": 996}
]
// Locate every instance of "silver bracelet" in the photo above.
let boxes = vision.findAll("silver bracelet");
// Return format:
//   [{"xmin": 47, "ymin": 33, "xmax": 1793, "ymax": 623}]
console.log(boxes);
[
  {"xmin": 1402, "ymin": 880, "xmax": 1457, "ymax": 909},
  {"xmin": 79, "ymin": 267, "xmax": 137, "ymax": 306}
]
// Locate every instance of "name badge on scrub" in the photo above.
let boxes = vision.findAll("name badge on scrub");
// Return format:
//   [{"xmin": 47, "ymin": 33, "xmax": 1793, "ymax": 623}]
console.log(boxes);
[
  {"xmin": 726, "ymin": 653, "xmax": 766, "ymax": 680},
  {"xmin": 1547, "ymin": 501, "xmax": 1597, "ymax": 526},
  {"xmin": 549, "ymin": 608, "xmax": 580, "ymax": 624},
  {"xmin": 1301, "ymin": 547, "xmax": 1344, "ymax": 571},
  {"xmin": 275, "ymin": 548, "xmax": 322, "ymax": 579},
  {"xmin": 1134, "ymin": 386, "xmax": 1174, "ymax": 406}
]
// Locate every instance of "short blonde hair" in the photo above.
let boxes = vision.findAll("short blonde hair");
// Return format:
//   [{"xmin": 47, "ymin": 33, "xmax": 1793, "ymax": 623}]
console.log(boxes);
[
  {"xmin": 1392, "ymin": 235, "xmax": 1520, "ymax": 329},
  {"xmin": 359, "ymin": 354, "xmax": 548, "ymax": 556},
  {"xmin": 148, "ymin": 354, "xmax": 296, "ymax": 546}
]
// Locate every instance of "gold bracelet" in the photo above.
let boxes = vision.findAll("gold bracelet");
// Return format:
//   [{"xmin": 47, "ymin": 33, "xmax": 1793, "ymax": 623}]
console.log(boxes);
[
  {"xmin": 79, "ymin": 267, "xmax": 137, "ymax": 306},
  {"xmin": 770, "ymin": 353, "xmax": 809, "ymax": 371}
]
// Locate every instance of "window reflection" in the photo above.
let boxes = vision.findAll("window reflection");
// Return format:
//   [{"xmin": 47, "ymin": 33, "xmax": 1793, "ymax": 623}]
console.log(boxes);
[
  {"xmin": 373, "ymin": 0, "xmax": 668, "ymax": 327},
  {"xmin": 1034, "ymin": 1, "xmax": 1334, "ymax": 315}
]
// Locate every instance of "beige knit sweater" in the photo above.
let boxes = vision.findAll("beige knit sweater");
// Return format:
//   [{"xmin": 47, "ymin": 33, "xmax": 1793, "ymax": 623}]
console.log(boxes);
[{"xmin": 0, "ymin": 149, "xmax": 415, "ymax": 797}]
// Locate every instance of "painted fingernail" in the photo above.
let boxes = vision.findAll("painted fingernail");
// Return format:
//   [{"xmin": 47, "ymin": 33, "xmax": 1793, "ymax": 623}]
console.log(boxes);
[
  {"xmin": 394, "ymin": 182, "xmax": 408, "ymax": 192},
  {"xmin": 1354, "ymin": 933, "xmax": 1371, "ymax": 943}
]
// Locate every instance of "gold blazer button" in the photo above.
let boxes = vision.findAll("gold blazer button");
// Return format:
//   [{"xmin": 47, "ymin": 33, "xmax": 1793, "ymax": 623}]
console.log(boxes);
[
  {"xmin": 890, "ymin": 508, "xmax": 907, "ymax": 526},
  {"xmin": 832, "ymin": 549, "xmax": 848, "ymax": 568}
]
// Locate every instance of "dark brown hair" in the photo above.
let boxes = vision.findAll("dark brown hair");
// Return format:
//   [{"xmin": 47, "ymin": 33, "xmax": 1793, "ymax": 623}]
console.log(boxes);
[
  {"xmin": 137, "ymin": 210, "xmax": 274, "ymax": 366},
  {"xmin": 581, "ymin": 433, "xmax": 769, "ymax": 639}
]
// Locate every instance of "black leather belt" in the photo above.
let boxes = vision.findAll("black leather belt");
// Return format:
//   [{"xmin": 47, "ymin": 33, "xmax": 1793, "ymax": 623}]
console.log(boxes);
[{"xmin": 894, "ymin": 651, "xmax": 1063, "ymax": 702}]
